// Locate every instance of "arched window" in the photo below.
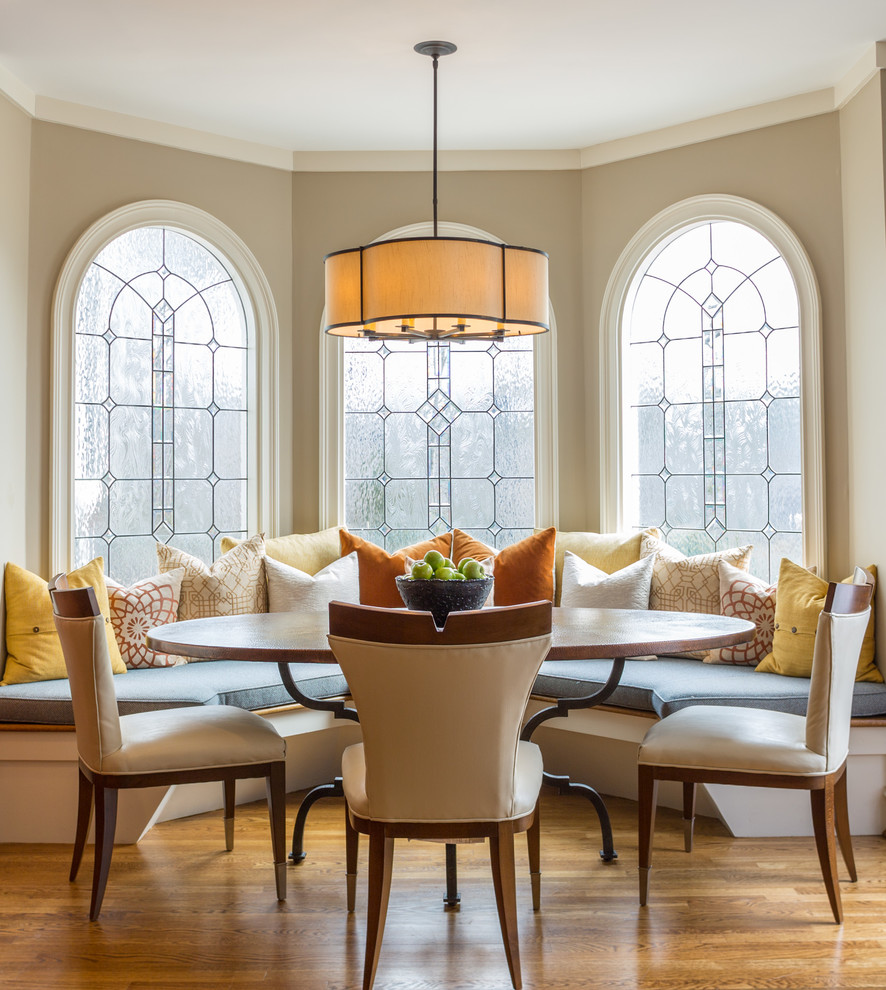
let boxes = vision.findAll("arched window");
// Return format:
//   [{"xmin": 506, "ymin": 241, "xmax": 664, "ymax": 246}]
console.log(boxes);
[
  {"xmin": 320, "ymin": 221, "xmax": 559, "ymax": 547},
  {"xmin": 600, "ymin": 196, "xmax": 824, "ymax": 582},
  {"xmin": 52, "ymin": 201, "xmax": 279, "ymax": 582}
]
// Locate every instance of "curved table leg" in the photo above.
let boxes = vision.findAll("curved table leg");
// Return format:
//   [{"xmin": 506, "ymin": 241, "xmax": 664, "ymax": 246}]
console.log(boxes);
[
  {"xmin": 523, "ymin": 658, "xmax": 625, "ymax": 864},
  {"xmin": 544, "ymin": 771, "xmax": 617, "ymax": 861},
  {"xmin": 290, "ymin": 777, "xmax": 345, "ymax": 863}
]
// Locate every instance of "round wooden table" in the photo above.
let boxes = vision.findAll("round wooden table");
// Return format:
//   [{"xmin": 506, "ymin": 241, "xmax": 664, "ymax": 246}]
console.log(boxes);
[
  {"xmin": 148, "ymin": 605, "xmax": 753, "ymax": 875},
  {"xmin": 148, "ymin": 605, "xmax": 754, "ymax": 663}
]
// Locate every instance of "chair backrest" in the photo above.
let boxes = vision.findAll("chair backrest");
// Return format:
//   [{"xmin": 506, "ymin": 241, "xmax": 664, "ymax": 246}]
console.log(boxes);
[
  {"xmin": 49, "ymin": 583, "xmax": 123, "ymax": 772},
  {"xmin": 805, "ymin": 578, "xmax": 873, "ymax": 771},
  {"xmin": 328, "ymin": 601, "xmax": 553, "ymax": 823}
]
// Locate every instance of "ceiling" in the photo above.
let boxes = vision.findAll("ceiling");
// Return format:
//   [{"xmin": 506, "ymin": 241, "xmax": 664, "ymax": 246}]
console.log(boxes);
[{"xmin": 1, "ymin": 0, "xmax": 885, "ymax": 153}]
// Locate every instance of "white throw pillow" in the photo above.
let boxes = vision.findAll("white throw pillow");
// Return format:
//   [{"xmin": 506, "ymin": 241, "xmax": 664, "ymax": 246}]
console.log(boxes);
[
  {"xmin": 560, "ymin": 552, "xmax": 654, "ymax": 610},
  {"xmin": 265, "ymin": 552, "xmax": 359, "ymax": 612}
]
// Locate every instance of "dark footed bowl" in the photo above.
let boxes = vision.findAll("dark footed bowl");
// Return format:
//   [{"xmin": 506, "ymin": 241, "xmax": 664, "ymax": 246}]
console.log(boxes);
[{"xmin": 395, "ymin": 575, "xmax": 494, "ymax": 627}]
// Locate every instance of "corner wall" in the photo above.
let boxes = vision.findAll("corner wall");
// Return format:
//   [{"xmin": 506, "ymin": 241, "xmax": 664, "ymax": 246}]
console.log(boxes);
[
  {"xmin": 0, "ymin": 94, "xmax": 31, "ymax": 571},
  {"xmin": 840, "ymin": 73, "xmax": 886, "ymax": 652}
]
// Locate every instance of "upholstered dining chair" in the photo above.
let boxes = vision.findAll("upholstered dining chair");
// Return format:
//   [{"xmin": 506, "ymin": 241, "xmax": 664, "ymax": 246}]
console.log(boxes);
[
  {"xmin": 327, "ymin": 599, "xmax": 553, "ymax": 990},
  {"xmin": 49, "ymin": 580, "xmax": 288, "ymax": 920},
  {"xmin": 637, "ymin": 579, "xmax": 873, "ymax": 922}
]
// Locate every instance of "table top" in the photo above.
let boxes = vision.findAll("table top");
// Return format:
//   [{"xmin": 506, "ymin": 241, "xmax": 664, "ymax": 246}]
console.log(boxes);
[{"xmin": 147, "ymin": 606, "xmax": 755, "ymax": 664}]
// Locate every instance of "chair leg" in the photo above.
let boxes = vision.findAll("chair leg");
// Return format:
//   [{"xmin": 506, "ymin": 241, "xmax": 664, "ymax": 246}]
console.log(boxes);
[
  {"xmin": 266, "ymin": 762, "xmax": 287, "ymax": 901},
  {"xmin": 345, "ymin": 804, "xmax": 359, "ymax": 912},
  {"xmin": 90, "ymin": 783, "xmax": 118, "ymax": 921},
  {"xmin": 363, "ymin": 824, "xmax": 394, "ymax": 990},
  {"xmin": 70, "ymin": 768, "xmax": 94, "ymax": 882},
  {"xmin": 223, "ymin": 778, "xmax": 236, "ymax": 852},
  {"xmin": 682, "ymin": 781, "xmax": 697, "ymax": 853},
  {"xmin": 638, "ymin": 764, "xmax": 659, "ymax": 907},
  {"xmin": 527, "ymin": 801, "xmax": 541, "ymax": 911},
  {"xmin": 810, "ymin": 780, "xmax": 843, "ymax": 923},
  {"xmin": 834, "ymin": 766, "xmax": 857, "ymax": 882},
  {"xmin": 489, "ymin": 822, "xmax": 522, "ymax": 990}
]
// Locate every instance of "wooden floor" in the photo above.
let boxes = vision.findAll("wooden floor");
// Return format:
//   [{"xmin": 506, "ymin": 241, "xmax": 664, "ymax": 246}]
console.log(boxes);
[{"xmin": 2, "ymin": 787, "xmax": 886, "ymax": 989}]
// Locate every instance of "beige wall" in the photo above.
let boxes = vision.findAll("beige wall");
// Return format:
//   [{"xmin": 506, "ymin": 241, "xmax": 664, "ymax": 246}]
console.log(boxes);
[
  {"xmin": 290, "ymin": 168, "xmax": 585, "ymax": 532},
  {"xmin": 0, "ymin": 94, "xmax": 31, "ymax": 569},
  {"xmin": 840, "ymin": 73, "xmax": 886, "ymax": 638},
  {"xmin": 26, "ymin": 122, "xmax": 294, "ymax": 574},
  {"xmin": 580, "ymin": 113, "xmax": 848, "ymax": 571}
]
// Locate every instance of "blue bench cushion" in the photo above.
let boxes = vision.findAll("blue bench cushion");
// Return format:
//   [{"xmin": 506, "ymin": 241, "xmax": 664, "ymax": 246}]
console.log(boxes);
[
  {"xmin": 534, "ymin": 657, "xmax": 886, "ymax": 719},
  {"xmin": 0, "ymin": 661, "xmax": 348, "ymax": 725}
]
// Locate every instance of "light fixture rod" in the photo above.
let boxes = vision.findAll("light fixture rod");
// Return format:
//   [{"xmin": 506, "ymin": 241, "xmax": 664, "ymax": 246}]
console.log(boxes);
[{"xmin": 415, "ymin": 41, "xmax": 457, "ymax": 239}]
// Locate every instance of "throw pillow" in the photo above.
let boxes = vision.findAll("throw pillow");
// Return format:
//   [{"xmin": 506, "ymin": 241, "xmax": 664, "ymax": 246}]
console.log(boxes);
[
  {"xmin": 265, "ymin": 553, "xmax": 359, "ymax": 612},
  {"xmin": 2, "ymin": 557, "xmax": 126, "ymax": 686},
  {"xmin": 105, "ymin": 569, "xmax": 186, "ymax": 669},
  {"xmin": 706, "ymin": 560, "xmax": 776, "ymax": 666},
  {"xmin": 221, "ymin": 527, "xmax": 341, "ymax": 576},
  {"xmin": 640, "ymin": 533, "xmax": 753, "ymax": 615},
  {"xmin": 157, "ymin": 534, "xmax": 268, "ymax": 620},
  {"xmin": 756, "ymin": 559, "xmax": 881, "ymax": 682},
  {"xmin": 551, "ymin": 528, "xmax": 660, "ymax": 606},
  {"xmin": 339, "ymin": 531, "xmax": 453, "ymax": 608},
  {"xmin": 451, "ymin": 528, "xmax": 556, "ymax": 606},
  {"xmin": 560, "ymin": 552, "xmax": 655, "ymax": 610}
]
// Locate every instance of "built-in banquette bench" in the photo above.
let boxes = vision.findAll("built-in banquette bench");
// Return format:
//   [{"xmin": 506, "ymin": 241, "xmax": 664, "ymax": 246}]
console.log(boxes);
[{"xmin": 3, "ymin": 535, "xmax": 886, "ymax": 845}]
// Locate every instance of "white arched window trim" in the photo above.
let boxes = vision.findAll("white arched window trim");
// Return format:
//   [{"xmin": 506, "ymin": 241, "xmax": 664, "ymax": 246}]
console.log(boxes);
[
  {"xmin": 51, "ymin": 199, "xmax": 280, "ymax": 572},
  {"xmin": 599, "ymin": 194, "xmax": 825, "ymax": 573},
  {"xmin": 320, "ymin": 219, "xmax": 559, "ymax": 531}
]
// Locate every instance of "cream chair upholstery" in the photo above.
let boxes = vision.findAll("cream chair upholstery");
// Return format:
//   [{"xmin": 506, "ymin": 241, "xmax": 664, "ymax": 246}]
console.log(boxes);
[
  {"xmin": 50, "ymin": 582, "xmax": 288, "ymax": 920},
  {"xmin": 637, "ymin": 579, "xmax": 873, "ymax": 922},
  {"xmin": 328, "ymin": 600, "xmax": 553, "ymax": 990}
]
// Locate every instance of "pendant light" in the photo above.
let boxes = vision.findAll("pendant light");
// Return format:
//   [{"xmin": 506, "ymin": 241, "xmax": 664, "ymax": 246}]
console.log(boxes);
[{"xmin": 323, "ymin": 41, "xmax": 550, "ymax": 341}]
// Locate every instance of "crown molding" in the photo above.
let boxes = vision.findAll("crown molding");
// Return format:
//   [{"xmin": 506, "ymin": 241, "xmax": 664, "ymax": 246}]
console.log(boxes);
[
  {"xmin": 0, "ymin": 44, "xmax": 883, "ymax": 173},
  {"xmin": 290, "ymin": 148, "xmax": 581, "ymax": 171}
]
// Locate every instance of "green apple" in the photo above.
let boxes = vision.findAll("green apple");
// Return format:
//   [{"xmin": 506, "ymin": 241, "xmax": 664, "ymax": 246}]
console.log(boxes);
[
  {"xmin": 450, "ymin": 571, "xmax": 466, "ymax": 581},
  {"xmin": 462, "ymin": 560, "xmax": 486, "ymax": 580},
  {"xmin": 457, "ymin": 557, "xmax": 477, "ymax": 574},
  {"xmin": 410, "ymin": 561, "xmax": 434, "ymax": 580},
  {"xmin": 442, "ymin": 557, "xmax": 456, "ymax": 570},
  {"xmin": 435, "ymin": 566, "xmax": 457, "ymax": 581},
  {"xmin": 424, "ymin": 550, "xmax": 445, "ymax": 571}
]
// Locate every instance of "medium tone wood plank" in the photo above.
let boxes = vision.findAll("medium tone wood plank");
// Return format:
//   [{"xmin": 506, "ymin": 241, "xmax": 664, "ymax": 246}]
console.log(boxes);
[{"xmin": 1, "ymin": 787, "xmax": 886, "ymax": 988}]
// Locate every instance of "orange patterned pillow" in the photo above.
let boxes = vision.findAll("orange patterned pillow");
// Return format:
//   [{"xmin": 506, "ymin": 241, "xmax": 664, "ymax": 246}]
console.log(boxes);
[
  {"xmin": 339, "ymin": 531, "xmax": 453, "ymax": 608},
  {"xmin": 451, "ymin": 528, "xmax": 556, "ymax": 607},
  {"xmin": 106, "ymin": 570, "xmax": 186, "ymax": 668}
]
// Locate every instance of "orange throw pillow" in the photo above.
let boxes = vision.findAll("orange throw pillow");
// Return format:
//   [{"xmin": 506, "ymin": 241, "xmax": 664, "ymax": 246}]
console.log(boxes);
[
  {"xmin": 339, "ymin": 531, "xmax": 454, "ymax": 608},
  {"xmin": 451, "ymin": 528, "xmax": 556, "ymax": 607}
]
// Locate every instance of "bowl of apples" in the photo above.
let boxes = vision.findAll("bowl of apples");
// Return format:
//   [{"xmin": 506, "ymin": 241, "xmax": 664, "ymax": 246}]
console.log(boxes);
[{"xmin": 395, "ymin": 550, "xmax": 493, "ymax": 627}]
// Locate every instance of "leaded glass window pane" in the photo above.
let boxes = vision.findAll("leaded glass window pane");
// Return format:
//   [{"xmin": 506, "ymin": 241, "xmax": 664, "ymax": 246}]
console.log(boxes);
[
  {"xmin": 74, "ymin": 227, "xmax": 250, "ymax": 584},
  {"xmin": 624, "ymin": 220, "xmax": 802, "ymax": 582},
  {"xmin": 343, "ymin": 338, "xmax": 535, "ymax": 550}
]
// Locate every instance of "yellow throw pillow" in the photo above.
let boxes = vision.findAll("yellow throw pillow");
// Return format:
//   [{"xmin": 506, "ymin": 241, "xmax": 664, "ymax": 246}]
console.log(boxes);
[
  {"xmin": 2, "ymin": 558, "xmax": 125, "ymax": 685},
  {"xmin": 221, "ymin": 528, "xmax": 341, "ymax": 576},
  {"xmin": 756, "ymin": 559, "xmax": 881, "ymax": 682},
  {"xmin": 550, "ymin": 528, "xmax": 660, "ymax": 606}
]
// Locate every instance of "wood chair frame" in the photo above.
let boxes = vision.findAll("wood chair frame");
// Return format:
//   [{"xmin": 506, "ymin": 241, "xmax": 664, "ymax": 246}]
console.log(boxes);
[
  {"xmin": 329, "ymin": 600, "xmax": 552, "ymax": 990},
  {"xmin": 638, "ymin": 581, "xmax": 873, "ymax": 923},
  {"xmin": 50, "ymin": 583, "xmax": 287, "ymax": 921}
]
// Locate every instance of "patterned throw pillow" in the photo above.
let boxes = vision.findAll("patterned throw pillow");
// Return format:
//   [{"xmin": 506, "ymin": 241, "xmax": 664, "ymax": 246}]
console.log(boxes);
[
  {"xmin": 106, "ymin": 569, "xmax": 186, "ymax": 669},
  {"xmin": 706, "ymin": 560, "xmax": 776, "ymax": 666},
  {"xmin": 156, "ymin": 534, "xmax": 268, "ymax": 620},
  {"xmin": 640, "ymin": 534, "xmax": 753, "ymax": 615}
]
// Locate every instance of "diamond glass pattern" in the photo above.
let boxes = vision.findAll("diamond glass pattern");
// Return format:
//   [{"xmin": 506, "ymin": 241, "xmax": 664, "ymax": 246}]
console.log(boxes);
[
  {"xmin": 625, "ymin": 220, "xmax": 802, "ymax": 582},
  {"xmin": 74, "ymin": 227, "xmax": 249, "ymax": 582},
  {"xmin": 343, "ymin": 337, "xmax": 535, "ymax": 549}
]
